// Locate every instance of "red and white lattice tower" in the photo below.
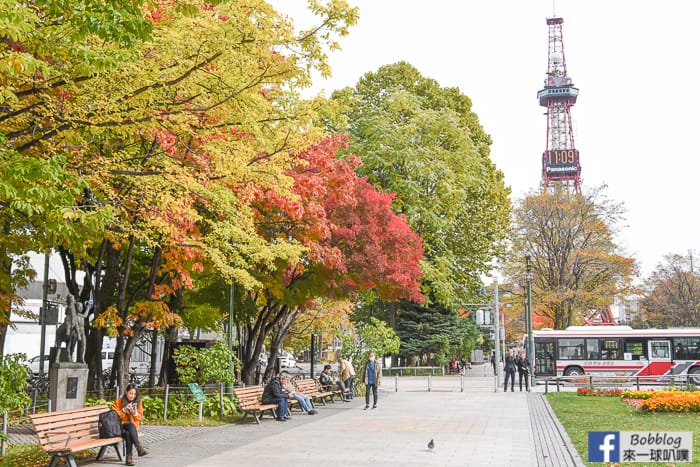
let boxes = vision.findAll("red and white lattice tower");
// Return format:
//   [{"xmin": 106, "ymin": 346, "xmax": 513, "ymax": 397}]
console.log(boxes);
[{"xmin": 537, "ymin": 17, "xmax": 581, "ymax": 193}]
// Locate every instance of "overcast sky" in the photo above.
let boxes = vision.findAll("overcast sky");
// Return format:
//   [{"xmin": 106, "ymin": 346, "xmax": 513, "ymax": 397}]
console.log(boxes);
[{"xmin": 269, "ymin": 0, "xmax": 700, "ymax": 278}]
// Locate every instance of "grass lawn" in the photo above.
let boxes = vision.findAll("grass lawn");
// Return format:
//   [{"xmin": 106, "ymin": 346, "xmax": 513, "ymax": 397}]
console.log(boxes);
[{"xmin": 546, "ymin": 392, "xmax": 700, "ymax": 466}]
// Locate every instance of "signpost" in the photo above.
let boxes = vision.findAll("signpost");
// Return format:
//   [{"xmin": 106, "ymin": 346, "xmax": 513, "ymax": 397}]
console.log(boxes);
[{"xmin": 188, "ymin": 383, "xmax": 207, "ymax": 421}]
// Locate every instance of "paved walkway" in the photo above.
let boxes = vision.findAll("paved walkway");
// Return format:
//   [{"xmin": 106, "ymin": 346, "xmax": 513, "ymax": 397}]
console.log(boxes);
[{"xmin": 8, "ymin": 370, "xmax": 584, "ymax": 467}]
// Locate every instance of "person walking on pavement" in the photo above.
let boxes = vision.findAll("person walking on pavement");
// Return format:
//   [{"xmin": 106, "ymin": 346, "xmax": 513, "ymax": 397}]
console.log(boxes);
[
  {"xmin": 338, "ymin": 354, "xmax": 356, "ymax": 401},
  {"xmin": 516, "ymin": 350, "xmax": 530, "ymax": 392},
  {"xmin": 362, "ymin": 351, "xmax": 382, "ymax": 410},
  {"xmin": 112, "ymin": 383, "xmax": 148, "ymax": 466},
  {"xmin": 504, "ymin": 349, "xmax": 517, "ymax": 392}
]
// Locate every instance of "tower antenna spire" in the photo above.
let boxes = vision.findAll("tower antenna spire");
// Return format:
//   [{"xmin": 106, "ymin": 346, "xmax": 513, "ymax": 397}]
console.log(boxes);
[{"xmin": 537, "ymin": 16, "xmax": 581, "ymax": 193}]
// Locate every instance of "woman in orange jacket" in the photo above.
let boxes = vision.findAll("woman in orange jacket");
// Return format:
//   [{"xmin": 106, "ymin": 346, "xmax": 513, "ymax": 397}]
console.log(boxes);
[{"xmin": 112, "ymin": 383, "xmax": 148, "ymax": 465}]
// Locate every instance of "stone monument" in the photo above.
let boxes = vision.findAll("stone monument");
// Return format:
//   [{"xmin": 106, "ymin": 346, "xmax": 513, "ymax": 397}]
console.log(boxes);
[{"xmin": 49, "ymin": 294, "xmax": 89, "ymax": 410}]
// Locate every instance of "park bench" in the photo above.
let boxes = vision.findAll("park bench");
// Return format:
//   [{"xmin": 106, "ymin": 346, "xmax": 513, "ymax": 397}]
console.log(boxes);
[
  {"xmin": 317, "ymin": 377, "xmax": 346, "ymax": 402},
  {"xmin": 294, "ymin": 378, "xmax": 333, "ymax": 406},
  {"xmin": 29, "ymin": 405, "xmax": 123, "ymax": 467},
  {"xmin": 233, "ymin": 385, "xmax": 298, "ymax": 424}
]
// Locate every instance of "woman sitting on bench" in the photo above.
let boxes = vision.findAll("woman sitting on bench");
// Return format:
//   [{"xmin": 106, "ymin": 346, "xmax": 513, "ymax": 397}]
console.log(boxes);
[{"xmin": 113, "ymin": 384, "xmax": 149, "ymax": 466}]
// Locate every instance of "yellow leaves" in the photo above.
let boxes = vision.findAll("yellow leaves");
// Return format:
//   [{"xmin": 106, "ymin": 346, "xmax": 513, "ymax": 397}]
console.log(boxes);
[
  {"xmin": 94, "ymin": 300, "xmax": 183, "ymax": 336},
  {"xmin": 92, "ymin": 306, "xmax": 123, "ymax": 337}
]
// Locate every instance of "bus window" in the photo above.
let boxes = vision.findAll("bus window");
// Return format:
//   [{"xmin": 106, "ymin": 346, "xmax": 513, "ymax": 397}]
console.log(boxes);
[
  {"xmin": 558, "ymin": 338, "xmax": 584, "ymax": 360},
  {"xmin": 585, "ymin": 339, "xmax": 600, "ymax": 359},
  {"xmin": 673, "ymin": 337, "xmax": 696, "ymax": 359},
  {"xmin": 623, "ymin": 340, "xmax": 644, "ymax": 360},
  {"xmin": 600, "ymin": 339, "xmax": 620, "ymax": 360},
  {"xmin": 650, "ymin": 341, "xmax": 670, "ymax": 359},
  {"xmin": 535, "ymin": 341, "xmax": 555, "ymax": 376},
  {"xmin": 693, "ymin": 342, "xmax": 700, "ymax": 359}
]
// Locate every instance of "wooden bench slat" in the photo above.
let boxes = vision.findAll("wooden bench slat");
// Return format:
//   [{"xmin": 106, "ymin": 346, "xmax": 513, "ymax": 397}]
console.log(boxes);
[
  {"xmin": 233, "ymin": 386, "xmax": 289, "ymax": 424},
  {"xmin": 29, "ymin": 405, "xmax": 123, "ymax": 465}
]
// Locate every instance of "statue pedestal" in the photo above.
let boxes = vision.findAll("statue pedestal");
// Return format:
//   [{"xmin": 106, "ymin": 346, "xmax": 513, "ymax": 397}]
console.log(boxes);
[{"xmin": 49, "ymin": 362, "xmax": 89, "ymax": 411}]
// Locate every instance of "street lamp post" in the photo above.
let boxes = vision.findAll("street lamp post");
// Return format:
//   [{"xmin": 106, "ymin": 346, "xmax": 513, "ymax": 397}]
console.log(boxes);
[
  {"xmin": 493, "ymin": 277, "xmax": 501, "ymax": 391},
  {"xmin": 525, "ymin": 255, "xmax": 534, "ymax": 390},
  {"xmin": 226, "ymin": 280, "xmax": 234, "ymax": 399}
]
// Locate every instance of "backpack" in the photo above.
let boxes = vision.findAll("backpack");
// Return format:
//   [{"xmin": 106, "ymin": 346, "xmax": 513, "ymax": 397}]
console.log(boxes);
[{"xmin": 98, "ymin": 410, "xmax": 122, "ymax": 438}]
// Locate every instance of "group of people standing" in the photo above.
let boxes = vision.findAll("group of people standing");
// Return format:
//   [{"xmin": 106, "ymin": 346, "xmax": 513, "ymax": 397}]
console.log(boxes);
[{"xmin": 503, "ymin": 349, "xmax": 531, "ymax": 392}]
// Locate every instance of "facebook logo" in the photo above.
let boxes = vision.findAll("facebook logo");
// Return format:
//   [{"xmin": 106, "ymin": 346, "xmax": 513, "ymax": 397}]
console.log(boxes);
[{"xmin": 589, "ymin": 432, "xmax": 620, "ymax": 462}]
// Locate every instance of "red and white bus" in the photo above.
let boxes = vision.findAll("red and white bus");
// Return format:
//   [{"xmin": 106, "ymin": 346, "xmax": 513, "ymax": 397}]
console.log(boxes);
[{"xmin": 532, "ymin": 326, "xmax": 700, "ymax": 383}]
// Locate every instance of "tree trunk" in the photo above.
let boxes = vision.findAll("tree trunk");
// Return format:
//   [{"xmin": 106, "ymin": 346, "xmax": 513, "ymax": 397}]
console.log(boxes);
[
  {"xmin": 158, "ymin": 325, "xmax": 178, "ymax": 386},
  {"xmin": 113, "ymin": 335, "xmax": 125, "ymax": 391},
  {"xmin": 0, "ymin": 322, "xmax": 7, "ymax": 359},
  {"xmin": 122, "ymin": 328, "xmax": 145, "ymax": 389},
  {"xmin": 240, "ymin": 302, "xmax": 287, "ymax": 385},
  {"xmin": 148, "ymin": 329, "xmax": 158, "ymax": 390},
  {"xmin": 0, "ymin": 247, "xmax": 11, "ymax": 358}
]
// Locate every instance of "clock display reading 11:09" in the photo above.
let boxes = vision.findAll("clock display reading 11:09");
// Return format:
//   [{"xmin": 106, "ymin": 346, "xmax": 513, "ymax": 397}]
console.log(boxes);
[{"xmin": 542, "ymin": 149, "xmax": 579, "ymax": 175}]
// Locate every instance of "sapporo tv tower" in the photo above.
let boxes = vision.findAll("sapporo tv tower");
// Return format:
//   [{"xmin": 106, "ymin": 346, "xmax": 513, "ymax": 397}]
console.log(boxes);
[{"xmin": 538, "ymin": 17, "xmax": 581, "ymax": 193}]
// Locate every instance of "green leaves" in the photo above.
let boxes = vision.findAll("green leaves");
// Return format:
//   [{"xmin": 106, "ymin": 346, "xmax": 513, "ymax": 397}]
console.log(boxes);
[
  {"xmin": 172, "ymin": 341, "xmax": 237, "ymax": 387},
  {"xmin": 329, "ymin": 61, "xmax": 511, "ymax": 308},
  {"xmin": 0, "ymin": 353, "xmax": 31, "ymax": 413}
]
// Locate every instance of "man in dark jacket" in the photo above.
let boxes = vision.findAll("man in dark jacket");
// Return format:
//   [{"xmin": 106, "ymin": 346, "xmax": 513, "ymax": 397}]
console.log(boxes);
[
  {"xmin": 516, "ymin": 350, "xmax": 530, "ymax": 392},
  {"xmin": 361, "ymin": 351, "xmax": 382, "ymax": 410},
  {"xmin": 262, "ymin": 374, "xmax": 291, "ymax": 421},
  {"xmin": 504, "ymin": 349, "xmax": 517, "ymax": 392}
]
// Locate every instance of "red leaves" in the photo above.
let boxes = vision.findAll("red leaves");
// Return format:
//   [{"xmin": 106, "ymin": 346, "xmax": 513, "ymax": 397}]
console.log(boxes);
[{"xmin": 254, "ymin": 135, "xmax": 424, "ymax": 302}]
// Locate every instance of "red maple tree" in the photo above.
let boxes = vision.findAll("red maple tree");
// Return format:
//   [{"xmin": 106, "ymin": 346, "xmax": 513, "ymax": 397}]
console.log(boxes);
[{"xmin": 240, "ymin": 134, "xmax": 424, "ymax": 383}]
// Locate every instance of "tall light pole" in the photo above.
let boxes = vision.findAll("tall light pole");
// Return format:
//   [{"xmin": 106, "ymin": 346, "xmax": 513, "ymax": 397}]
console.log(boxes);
[
  {"xmin": 39, "ymin": 252, "xmax": 50, "ymax": 377},
  {"xmin": 525, "ymin": 255, "xmax": 534, "ymax": 390},
  {"xmin": 226, "ymin": 280, "xmax": 234, "ymax": 399},
  {"xmin": 493, "ymin": 277, "xmax": 501, "ymax": 391}
]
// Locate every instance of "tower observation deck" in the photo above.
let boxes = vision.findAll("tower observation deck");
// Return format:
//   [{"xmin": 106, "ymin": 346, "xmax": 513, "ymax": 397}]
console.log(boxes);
[{"xmin": 538, "ymin": 17, "xmax": 581, "ymax": 193}]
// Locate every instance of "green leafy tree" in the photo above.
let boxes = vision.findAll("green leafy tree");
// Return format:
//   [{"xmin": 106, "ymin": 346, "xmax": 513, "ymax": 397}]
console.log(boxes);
[
  {"xmin": 340, "ymin": 317, "xmax": 400, "ymax": 363},
  {"xmin": 327, "ymin": 62, "xmax": 511, "ymax": 308},
  {"xmin": 3, "ymin": 1, "xmax": 358, "ymax": 390},
  {"xmin": 396, "ymin": 302, "xmax": 480, "ymax": 365}
]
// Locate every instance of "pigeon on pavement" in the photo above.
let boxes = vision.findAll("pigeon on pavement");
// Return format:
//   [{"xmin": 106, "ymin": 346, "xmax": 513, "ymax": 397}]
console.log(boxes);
[{"xmin": 427, "ymin": 439, "xmax": 434, "ymax": 452}]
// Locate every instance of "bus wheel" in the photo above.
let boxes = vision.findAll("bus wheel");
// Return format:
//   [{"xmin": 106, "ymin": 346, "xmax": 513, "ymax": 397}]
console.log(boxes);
[
  {"xmin": 688, "ymin": 367, "xmax": 700, "ymax": 385},
  {"xmin": 564, "ymin": 366, "xmax": 584, "ymax": 377}
]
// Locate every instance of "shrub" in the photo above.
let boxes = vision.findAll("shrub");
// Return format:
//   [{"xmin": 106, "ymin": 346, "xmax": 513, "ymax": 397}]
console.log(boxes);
[
  {"xmin": 172, "ymin": 341, "xmax": 237, "ymax": 386},
  {"xmin": 141, "ymin": 394, "xmax": 190, "ymax": 420},
  {"xmin": 0, "ymin": 353, "xmax": 32, "ymax": 414},
  {"xmin": 194, "ymin": 395, "xmax": 238, "ymax": 418}
]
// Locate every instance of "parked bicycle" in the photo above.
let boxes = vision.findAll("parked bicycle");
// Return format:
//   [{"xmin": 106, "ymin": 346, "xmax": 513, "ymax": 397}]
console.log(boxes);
[{"xmin": 27, "ymin": 374, "xmax": 50, "ymax": 394}]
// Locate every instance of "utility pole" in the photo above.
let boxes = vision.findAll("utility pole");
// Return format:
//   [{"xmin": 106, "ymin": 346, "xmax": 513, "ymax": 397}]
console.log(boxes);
[
  {"xmin": 226, "ymin": 280, "xmax": 234, "ymax": 398},
  {"xmin": 39, "ymin": 253, "xmax": 50, "ymax": 377},
  {"xmin": 493, "ymin": 277, "xmax": 501, "ymax": 391},
  {"xmin": 525, "ymin": 255, "xmax": 535, "ymax": 390}
]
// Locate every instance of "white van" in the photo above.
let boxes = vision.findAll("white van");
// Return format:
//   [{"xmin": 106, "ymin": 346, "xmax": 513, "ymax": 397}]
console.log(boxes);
[{"xmin": 277, "ymin": 349, "xmax": 297, "ymax": 368}]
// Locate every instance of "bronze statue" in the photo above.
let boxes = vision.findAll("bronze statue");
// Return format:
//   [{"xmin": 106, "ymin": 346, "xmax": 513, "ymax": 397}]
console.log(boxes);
[{"xmin": 54, "ymin": 294, "xmax": 88, "ymax": 363}]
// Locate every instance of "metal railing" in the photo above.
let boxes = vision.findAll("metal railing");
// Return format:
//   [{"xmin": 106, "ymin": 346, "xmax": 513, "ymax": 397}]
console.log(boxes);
[
  {"xmin": 542, "ymin": 374, "xmax": 698, "ymax": 393},
  {"xmin": 386, "ymin": 366, "xmax": 445, "ymax": 376}
]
